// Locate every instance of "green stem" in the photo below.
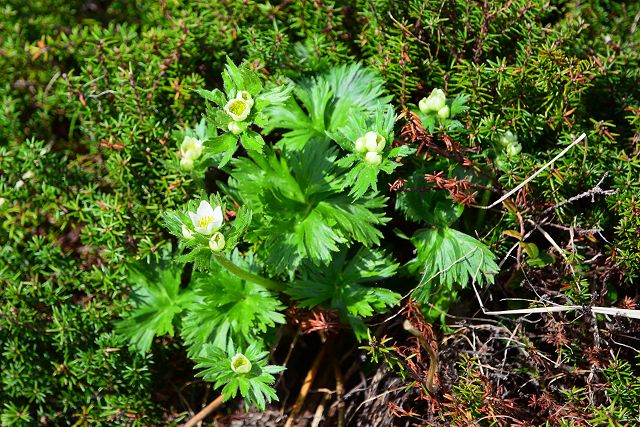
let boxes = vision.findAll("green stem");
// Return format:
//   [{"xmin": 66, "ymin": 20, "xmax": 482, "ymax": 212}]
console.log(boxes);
[{"xmin": 213, "ymin": 253, "xmax": 286, "ymax": 292}]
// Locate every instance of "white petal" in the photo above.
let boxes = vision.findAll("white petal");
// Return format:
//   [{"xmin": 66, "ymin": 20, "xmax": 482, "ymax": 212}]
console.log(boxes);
[
  {"xmin": 188, "ymin": 211, "xmax": 199, "ymax": 228},
  {"xmin": 203, "ymin": 220, "xmax": 215, "ymax": 235},
  {"xmin": 197, "ymin": 200, "xmax": 214, "ymax": 218},
  {"xmin": 210, "ymin": 205, "xmax": 224, "ymax": 231}
]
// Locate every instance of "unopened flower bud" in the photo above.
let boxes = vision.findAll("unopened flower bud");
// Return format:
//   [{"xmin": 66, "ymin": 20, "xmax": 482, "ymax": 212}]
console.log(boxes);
[
  {"xmin": 419, "ymin": 88, "xmax": 447, "ymax": 113},
  {"xmin": 497, "ymin": 131, "xmax": 518, "ymax": 148},
  {"xmin": 436, "ymin": 105, "xmax": 450, "ymax": 120},
  {"xmin": 363, "ymin": 131, "xmax": 385, "ymax": 152},
  {"xmin": 365, "ymin": 151, "xmax": 382, "ymax": 165},
  {"xmin": 180, "ymin": 156, "xmax": 194, "ymax": 170},
  {"xmin": 180, "ymin": 136, "xmax": 204, "ymax": 161},
  {"xmin": 230, "ymin": 353, "xmax": 252, "ymax": 374},
  {"xmin": 228, "ymin": 121, "xmax": 243, "ymax": 135},
  {"xmin": 506, "ymin": 142, "xmax": 522, "ymax": 157},
  {"xmin": 182, "ymin": 225, "xmax": 194, "ymax": 240},
  {"xmin": 209, "ymin": 231, "xmax": 226, "ymax": 252},
  {"xmin": 354, "ymin": 136, "xmax": 367, "ymax": 153}
]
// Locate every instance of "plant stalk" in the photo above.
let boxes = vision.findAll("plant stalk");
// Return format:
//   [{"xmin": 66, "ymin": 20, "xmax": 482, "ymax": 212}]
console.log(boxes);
[
  {"xmin": 182, "ymin": 394, "xmax": 224, "ymax": 427},
  {"xmin": 403, "ymin": 319, "xmax": 439, "ymax": 394},
  {"xmin": 213, "ymin": 253, "xmax": 286, "ymax": 292}
]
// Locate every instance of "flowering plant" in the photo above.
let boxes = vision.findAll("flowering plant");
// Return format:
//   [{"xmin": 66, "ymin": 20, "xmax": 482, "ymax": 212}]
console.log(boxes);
[{"xmin": 118, "ymin": 60, "xmax": 498, "ymax": 411}]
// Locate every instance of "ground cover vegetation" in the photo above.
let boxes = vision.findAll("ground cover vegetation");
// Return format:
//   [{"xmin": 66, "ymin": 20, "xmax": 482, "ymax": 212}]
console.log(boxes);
[{"xmin": 1, "ymin": 0, "xmax": 639, "ymax": 425}]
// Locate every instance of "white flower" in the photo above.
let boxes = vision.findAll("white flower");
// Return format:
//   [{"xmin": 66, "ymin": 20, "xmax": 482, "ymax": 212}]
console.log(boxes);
[
  {"xmin": 224, "ymin": 98, "xmax": 251, "ymax": 122},
  {"xmin": 228, "ymin": 121, "xmax": 243, "ymax": 135},
  {"xmin": 182, "ymin": 225, "xmax": 194, "ymax": 240},
  {"xmin": 364, "ymin": 151, "xmax": 382, "ymax": 165},
  {"xmin": 363, "ymin": 131, "xmax": 385, "ymax": 153},
  {"xmin": 209, "ymin": 232, "xmax": 226, "ymax": 252},
  {"xmin": 188, "ymin": 201, "xmax": 224, "ymax": 235},
  {"xmin": 419, "ymin": 88, "xmax": 447, "ymax": 113},
  {"xmin": 230, "ymin": 353, "xmax": 252, "ymax": 374},
  {"xmin": 180, "ymin": 135, "xmax": 204, "ymax": 161},
  {"xmin": 436, "ymin": 105, "xmax": 450, "ymax": 120},
  {"xmin": 236, "ymin": 90, "xmax": 254, "ymax": 108}
]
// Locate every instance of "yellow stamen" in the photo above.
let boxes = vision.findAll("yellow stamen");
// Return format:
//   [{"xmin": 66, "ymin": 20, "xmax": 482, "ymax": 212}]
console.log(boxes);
[
  {"xmin": 228, "ymin": 99, "xmax": 247, "ymax": 116},
  {"xmin": 197, "ymin": 216, "xmax": 212, "ymax": 228}
]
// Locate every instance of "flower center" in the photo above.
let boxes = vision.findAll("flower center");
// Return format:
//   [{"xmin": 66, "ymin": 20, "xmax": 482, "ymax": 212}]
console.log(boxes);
[
  {"xmin": 228, "ymin": 99, "xmax": 247, "ymax": 116},
  {"xmin": 197, "ymin": 216, "xmax": 213, "ymax": 228},
  {"xmin": 231, "ymin": 355, "xmax": 251, "ymax": 373}
]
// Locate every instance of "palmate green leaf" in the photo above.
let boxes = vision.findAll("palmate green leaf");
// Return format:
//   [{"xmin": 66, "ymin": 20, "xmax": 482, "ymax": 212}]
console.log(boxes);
[
  {"xmin": 193, "ymin": 88, "xmax": 226, "ymax": 106},
  {"xmin": 448, "ymin": 94, "xmax": 469, "ymax": 117},
  {"xmin": 116, "ymin": 260, "xmax": 195, "ymax": 354},
  {"xmin": 181, "ymin": 251, "xmax": 285, "ymax": 356},
  {"xmin": 407, "ymin": 227, "xmax": 499, "ymax": 305},
  {"xmin": 256, "ymin": 82, "xmax": 294, "ymax": 106},
  {"xmin": 289, "ymin": 247, "xmax": 400, "ymax": 340},
  {"xmin": 228, "ymin": 141, "xmax": 387, "ymax": 275},
  {"xmin": 395, "ymin": 169, "xmax": 464, "ymax": 227},
  {"xmin": 325, "ymin": 63, "xmax": 392, "ymax": 130},
  {"xmin": 264, "ymin": 63, "xmax": 391, "ymax": 150},
  {"xmin": 240, "ymin": 130, "xmax": 265, "ymax": 153},
  {"xmin": 264, "ymin": 81, "xmax": 331, "ymax": 149}
]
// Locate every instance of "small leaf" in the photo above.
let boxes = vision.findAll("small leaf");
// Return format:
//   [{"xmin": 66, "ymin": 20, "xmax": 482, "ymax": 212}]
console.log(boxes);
[
  {"xmin": 194, "ymin": 88, "xmax": 226, "ymax": 106},
  {"xmin": 503, "ymin": 229, "xmax": 523, "ymax": 239},
  {"xmin": 521, "ymin": 242, "xmax": 539, "ymax": 259},
  {"xmin": 240, "ymin": 131, "xmax": 265, "ymax": 153}
]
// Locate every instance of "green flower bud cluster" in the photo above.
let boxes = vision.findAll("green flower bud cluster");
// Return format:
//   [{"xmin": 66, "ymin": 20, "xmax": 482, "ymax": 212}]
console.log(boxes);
[
  {"xmin": 419, "ymin": 88, "xmax": 450, "ymax": 120},
  {"xmin": 496, "ymin": 130, "xmax": 522, "ymax": 157},
  {"xmin": 493, "ymin": 130, "xmax": 522, "ymax": 170},
  {"xmin": 179, "ymin": 135, "xmax": 204, "ymax": 170},
  {"xmin": 354, "ymin": 131, "xmax": 386, "ymax": 165}
]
